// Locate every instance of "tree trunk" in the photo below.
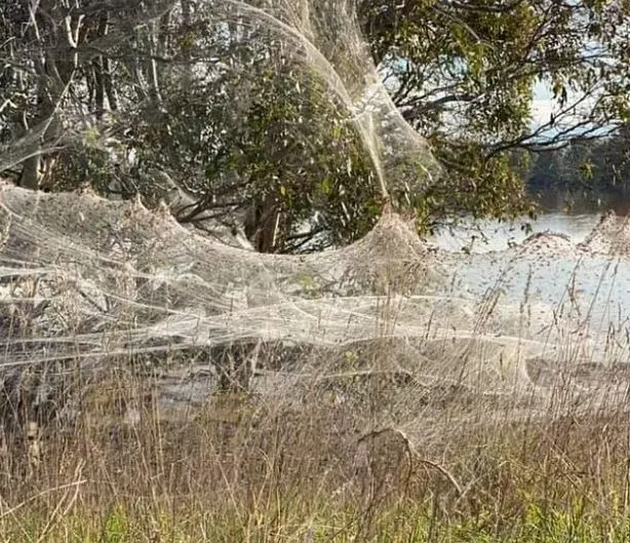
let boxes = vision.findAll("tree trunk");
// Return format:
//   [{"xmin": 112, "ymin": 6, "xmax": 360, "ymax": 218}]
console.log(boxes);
[
  {"xmin": 244, "ymin": 194, "xmax": 283, "ymax": 253},
  {"xmin": 18, "ymin": 0, "xmax": 79, "ymax": 190},
  {"xmin": 19, "ymin": 156, "xmax": 41, "ymax": 190}
]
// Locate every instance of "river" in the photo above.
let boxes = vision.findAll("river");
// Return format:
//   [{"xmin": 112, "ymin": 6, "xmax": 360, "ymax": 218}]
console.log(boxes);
[{"xmin": 431, "ymin": 212, "xmax": 602, "ymax": 253}]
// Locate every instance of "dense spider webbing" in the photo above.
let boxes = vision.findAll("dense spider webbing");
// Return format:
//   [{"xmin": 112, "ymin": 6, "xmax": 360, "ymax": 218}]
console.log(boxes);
[
  {"xmin": 1, "ymin": 185, "xmax": 630, "ymax": 439},
  {"xmin": 1, "ymin": 1, "xmax": 630, "ymax": 444}
]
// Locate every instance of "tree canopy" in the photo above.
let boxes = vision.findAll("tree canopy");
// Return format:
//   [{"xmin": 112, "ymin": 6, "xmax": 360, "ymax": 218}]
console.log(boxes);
[
  {"xmin": 2, "ymin": 0, "xmax": 630, "ymax": 252},
  {"xmin": 360, "ymin": 0, "xmax": 630, "ymax": 223}
]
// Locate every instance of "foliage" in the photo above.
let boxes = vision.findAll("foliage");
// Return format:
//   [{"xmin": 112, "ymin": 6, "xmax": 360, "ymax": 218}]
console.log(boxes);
[
  {"xmin": 125, "ymin": 54, "xmax": 382, "ymax": 252},
  {"xmin": 3, "ymin": 1, "xmax": 630, "ymax": 250},
  {"xmin": 526, "ymin": 124, "xmax": 630, "ymax": 209},
  {"xmin": 359, "ymin": 0, "xmax": 630, "ymax": 220},
  {"xmin": 361, "ymin": 0, "xmax": 630, "ymax": 143},
  {"xmin": 0, "ymin": 1, "xmax": 388, "ymax": 251}
]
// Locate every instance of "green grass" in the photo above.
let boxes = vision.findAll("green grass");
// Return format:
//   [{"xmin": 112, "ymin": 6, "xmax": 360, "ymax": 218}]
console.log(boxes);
[{"xmin": 2, "ymin": 498, "xmax": 630, "ymax": 542}]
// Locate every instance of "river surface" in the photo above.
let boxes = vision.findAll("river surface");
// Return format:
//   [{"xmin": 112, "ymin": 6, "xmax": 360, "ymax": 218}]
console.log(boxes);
[
  {"xmin": 427, "ymin": 211, "xmax": 630, "ymax": 362},
  {"xmin": 431, "ymin": 212, "xmax": 602, "ymax": 253}
]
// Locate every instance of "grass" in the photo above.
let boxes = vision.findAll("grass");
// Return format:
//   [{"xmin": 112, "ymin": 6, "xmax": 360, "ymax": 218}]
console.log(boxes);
[
  {"xmin": 2, "ymin": 312, "xmax": 630, "ymax": 543},
  {"xmin": 3, "ymin": 482, "xmax": 630, "ymax": 542},
  {"xmin": 0, "ymin": 369, "xmax": 629, "ymax": 543},
  {"xmin": 2, "ymin": 208, "xmax": 630, "ymax": 542},
  {"xmin": 4, "ymin": 503, "xmax": 629, "ymax": 543}
]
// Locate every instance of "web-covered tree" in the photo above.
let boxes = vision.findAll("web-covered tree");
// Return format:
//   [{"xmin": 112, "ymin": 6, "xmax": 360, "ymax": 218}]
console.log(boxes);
[
  {"xmin": 359, "ymin": 0, "xmax": 630, "ymax": 225},
  {"xmin": 3, "ymin": 0, "xmax": 630, "ymax": 251}
]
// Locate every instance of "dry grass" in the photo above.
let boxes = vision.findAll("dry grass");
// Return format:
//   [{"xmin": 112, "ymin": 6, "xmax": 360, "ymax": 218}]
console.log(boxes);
[
  {"xmin": 0, "ymin": 349, "xmax": 628, "ymax": 543},
  {"xmin": 1, "ymin": 206, "xmax": 630, "ymax": 541}
]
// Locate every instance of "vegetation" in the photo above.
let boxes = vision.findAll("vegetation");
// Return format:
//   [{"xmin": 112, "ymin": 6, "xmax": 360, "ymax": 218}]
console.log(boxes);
[
  {"xmin": 359, "ymin": 0, "xmax": 630, "ymax": 222},
  {"xmin": 526, "ymin": 125, "xmax": 630, "ymax": 209},
  {"xmin": 3, "ymin": 3, "xmax": 630, "ymax": 542},
  {"xmin": 3, "ymin": 1, "xmax": 630, "ymax": 250},
  {"xmin": 0, "ymin": 0, "xmax": 395, "ymax": 251},
  {"xmin": 1, "ymin": 366, "xmax": 630, "ymax": 543}
]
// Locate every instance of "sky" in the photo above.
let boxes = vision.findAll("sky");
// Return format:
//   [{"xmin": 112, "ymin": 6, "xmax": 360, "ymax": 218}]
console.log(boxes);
[
  {"xmin": 529, "ymin": 79, "xmax": 609, "ymax": 140},
  {"xmin": 531, "ymin": 81, "xmax": 555, "ymax": 128}
]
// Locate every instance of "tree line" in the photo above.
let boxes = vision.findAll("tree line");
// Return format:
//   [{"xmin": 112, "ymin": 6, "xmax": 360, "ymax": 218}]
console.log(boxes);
[{"xmin": 527, "ymin": 127, "xmax": 630, "ymax": 208}]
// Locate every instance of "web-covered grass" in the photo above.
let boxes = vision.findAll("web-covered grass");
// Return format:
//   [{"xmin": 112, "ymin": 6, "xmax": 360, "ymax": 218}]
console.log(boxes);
[
  {"xmin": 1, "ymin": 184, "xmax": 630, "ymax": 435},
  {"xmin": 2, "ymin": 1, "xmax": 630, "ymax": 539}
]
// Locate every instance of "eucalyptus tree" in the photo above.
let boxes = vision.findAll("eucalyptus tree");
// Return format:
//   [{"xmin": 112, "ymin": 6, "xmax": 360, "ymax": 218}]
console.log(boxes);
[
  {"xmin": 359, "ymin": 0, "xmax": 630, "ymax": 224},
  {"xmin": 3, "ymin": 0, "xmax": 630, "ymax": 252}
]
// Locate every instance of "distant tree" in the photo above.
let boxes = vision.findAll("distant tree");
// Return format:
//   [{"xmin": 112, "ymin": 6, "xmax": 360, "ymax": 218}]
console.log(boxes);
[
  {"xmin": 527, "ymin": 151, "xmax": 564, "ymax": 193},
  {"xmin": 520, "ymin": 126, "xmax": 630, "ymax": 209}
]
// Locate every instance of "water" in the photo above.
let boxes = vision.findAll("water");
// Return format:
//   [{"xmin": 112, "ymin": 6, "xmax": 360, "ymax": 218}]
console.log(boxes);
[
  {"xmin": 429, "ymin": 211, "xmax": 630, "ymax": 364},
  {"xmin": 431, "ymin": 212, "xmax": 602, "ymax": 253}
]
